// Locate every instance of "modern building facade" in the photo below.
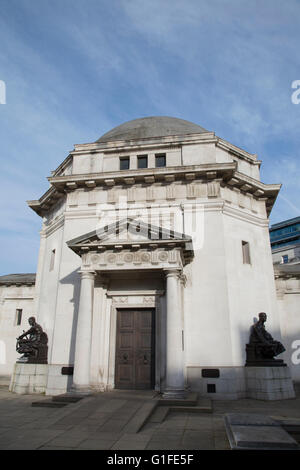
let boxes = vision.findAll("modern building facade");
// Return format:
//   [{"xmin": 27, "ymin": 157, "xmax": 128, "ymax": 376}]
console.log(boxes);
[{"xmin": 1, "ymin": 116, "xmax": 296, "ymax": 398}]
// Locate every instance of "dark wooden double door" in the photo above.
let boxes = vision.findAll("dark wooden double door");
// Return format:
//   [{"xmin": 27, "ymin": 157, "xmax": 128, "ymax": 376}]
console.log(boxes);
[{"xmin": 115, "ymin": 309, "xmax": 155, "ymax": 390}]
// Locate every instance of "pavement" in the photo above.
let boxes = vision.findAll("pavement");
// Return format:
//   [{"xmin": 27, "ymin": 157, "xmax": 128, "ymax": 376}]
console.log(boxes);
[{"xmin": 0, "ymin": 385, "xmax": 300, "ymax": 450}]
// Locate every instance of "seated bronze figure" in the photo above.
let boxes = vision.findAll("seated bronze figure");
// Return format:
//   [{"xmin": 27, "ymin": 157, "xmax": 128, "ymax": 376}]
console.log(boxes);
[
  {"xmin": 16, "ymin": 317, "xmax": 48, "ymax": 364},
  {"xmin": 245, "ymin": 312, "xmax": 286, "ymax": 366}
]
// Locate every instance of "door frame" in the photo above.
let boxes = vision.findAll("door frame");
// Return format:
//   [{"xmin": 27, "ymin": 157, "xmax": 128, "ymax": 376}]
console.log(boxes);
[
  {"xmin": 114, "ymin": 308, "xmax": 156, "ymax": 390},
  {"xmin": 106, "ymin": 294, "xmax": 164, "ymax": 392}
]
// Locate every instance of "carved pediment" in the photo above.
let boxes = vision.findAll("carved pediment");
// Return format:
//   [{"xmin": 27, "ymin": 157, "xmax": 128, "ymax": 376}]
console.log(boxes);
[{"xmin": 67, "ymin": 218, "xmax": 193, "ymax": 264}]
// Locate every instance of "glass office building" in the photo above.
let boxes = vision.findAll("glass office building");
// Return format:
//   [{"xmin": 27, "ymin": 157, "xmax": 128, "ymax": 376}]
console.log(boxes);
[{"xmin": 269, "ymin": 217, "xmax": 300, "ymax": 250}]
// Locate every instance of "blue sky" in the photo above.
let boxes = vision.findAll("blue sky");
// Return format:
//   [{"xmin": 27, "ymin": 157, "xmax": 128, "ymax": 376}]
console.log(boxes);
[{"xmin": 0, "ymin": 0, "xmax": 300, "ymax": 275}]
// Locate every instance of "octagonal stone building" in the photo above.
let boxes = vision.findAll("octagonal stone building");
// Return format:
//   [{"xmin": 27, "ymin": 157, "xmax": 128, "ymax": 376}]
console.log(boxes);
[{"xmin": 4, "ymin": 116, "xmax": 286, "ymax": 397}]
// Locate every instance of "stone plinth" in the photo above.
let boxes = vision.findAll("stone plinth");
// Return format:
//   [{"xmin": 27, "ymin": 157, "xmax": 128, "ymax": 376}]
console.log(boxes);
[
  {"xmin": 245, "ymin": 366, "xmax": 295, "ymax": 400},
  {"xmin": 9, "ymin": 363, "xmax": 48, "ymax": 394}
]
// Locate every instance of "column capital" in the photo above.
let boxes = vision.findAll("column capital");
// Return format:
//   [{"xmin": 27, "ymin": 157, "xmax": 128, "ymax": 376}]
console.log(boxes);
[
  {"xmin": 163, "ymin": 268, "xmax": 182, "ymax": 279},
  {"xmin": 79, "ymin": 270, "xmax": 96, "ymax": 280}
]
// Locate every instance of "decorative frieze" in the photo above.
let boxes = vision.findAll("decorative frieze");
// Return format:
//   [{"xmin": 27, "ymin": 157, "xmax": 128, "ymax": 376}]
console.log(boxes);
[{"xmin": 87, "ymin": 248, "xmax": 181, "ymax": 270}]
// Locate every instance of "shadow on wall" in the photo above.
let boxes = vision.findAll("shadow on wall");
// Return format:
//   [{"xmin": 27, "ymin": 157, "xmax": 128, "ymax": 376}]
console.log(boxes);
[{"xmin": 59, "ymin": 268, "xmax": 81, "ymax": 371}]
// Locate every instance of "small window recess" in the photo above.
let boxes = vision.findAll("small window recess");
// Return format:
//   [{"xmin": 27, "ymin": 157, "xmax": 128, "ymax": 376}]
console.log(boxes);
[
  {"xmin": 15, "ymin": 309, "xmax": 22, "ymax": 326},
  {"xmin": 50, "ymin": 249, "xmax": 56, "ymax": 271},
  {"xmin": 242, "ymin": 241, "xmax": 251, "ymax": 264}
]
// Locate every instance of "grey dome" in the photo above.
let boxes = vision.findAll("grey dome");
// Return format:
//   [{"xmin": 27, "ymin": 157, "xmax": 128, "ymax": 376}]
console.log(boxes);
[{"xmin": 97, "ymin": 116, "xmax": 208, "ymax": 143}]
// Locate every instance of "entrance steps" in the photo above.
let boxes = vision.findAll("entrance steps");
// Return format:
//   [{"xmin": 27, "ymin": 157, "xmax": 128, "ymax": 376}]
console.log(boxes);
[{"xmin": 139, "ymin": 393, "xmax": 213, "ymax": 431}]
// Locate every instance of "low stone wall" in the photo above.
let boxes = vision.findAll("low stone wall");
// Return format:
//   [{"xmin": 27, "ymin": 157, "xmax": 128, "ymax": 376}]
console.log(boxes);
[
  {"xmin": 187, "ymin": 365, "xmax": 296, "ymax": 400},
  {"xmin": 187, "ymin": 366, "xmax": 246, "ymax": 399}
]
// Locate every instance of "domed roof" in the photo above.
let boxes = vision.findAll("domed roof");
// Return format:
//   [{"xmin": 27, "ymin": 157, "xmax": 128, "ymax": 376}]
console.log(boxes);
[{"xmin": 96, "ymin": 116, "xmax": 208, "ymax": 143}]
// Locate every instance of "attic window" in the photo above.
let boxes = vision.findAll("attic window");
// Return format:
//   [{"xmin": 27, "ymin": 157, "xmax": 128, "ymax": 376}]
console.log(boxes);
[
  {"xmin": 120, "ymin": 157, "xmax": 130, "ymax": 170},
  {"xmin": 155, "ymin": 153, "xmax": 166, "ymax": 167},
  {"xmin": 137, "ymin": 155, "xmax": 148, "ymax": 169}
]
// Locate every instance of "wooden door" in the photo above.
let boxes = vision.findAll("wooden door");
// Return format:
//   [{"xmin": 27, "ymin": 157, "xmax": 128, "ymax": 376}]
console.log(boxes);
[{"xmin": 115, "ymin": 309, "xmax": 155, "ymax": 390}]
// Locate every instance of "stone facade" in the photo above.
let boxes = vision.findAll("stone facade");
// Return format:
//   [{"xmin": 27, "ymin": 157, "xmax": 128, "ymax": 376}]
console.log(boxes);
[{"xmin": 1, "ymin": 116, "xmax": 296, "ymax": 398}]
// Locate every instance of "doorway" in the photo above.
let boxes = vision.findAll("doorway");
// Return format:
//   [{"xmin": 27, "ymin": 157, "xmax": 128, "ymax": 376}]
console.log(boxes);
[{"xmin": 115, "ymin": 309, "xmax": 155, "ymax": 390}]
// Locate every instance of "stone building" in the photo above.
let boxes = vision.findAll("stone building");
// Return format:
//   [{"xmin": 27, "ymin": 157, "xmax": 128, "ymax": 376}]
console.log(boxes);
[{"xmin": 1, "ymin": 116, "xmax": 294, "ymax": 398}]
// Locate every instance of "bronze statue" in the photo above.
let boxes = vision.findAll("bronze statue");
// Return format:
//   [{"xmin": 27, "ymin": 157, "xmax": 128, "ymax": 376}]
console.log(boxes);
[
  {"xmin": 16, "ymin": 317, "xmax": 48, "ymax": 364},
  {"xmin": 246, "ymin": 312, "xmax": 286, "ymax": 366}
]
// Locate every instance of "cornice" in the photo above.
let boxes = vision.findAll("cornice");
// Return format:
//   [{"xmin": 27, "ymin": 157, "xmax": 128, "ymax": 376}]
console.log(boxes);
[
  {"xmin": 48, "ymin": 162, "xmax": 236, "ymax": 189},
  {"xmin": 28, "ymin": 160, "xmax": 280, "ymax": 218}
]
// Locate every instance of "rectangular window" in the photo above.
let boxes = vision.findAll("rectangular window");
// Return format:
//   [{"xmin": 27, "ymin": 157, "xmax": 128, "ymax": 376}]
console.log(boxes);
[
  {"xmin": 281, "ymin": 254, "xmax": 289, "ymax": 264},
  {"xmin": 137, "ymin": 155, "xmax": 148, "ymax": 169},
  {"xmin": 50, "ymin": 249, "xmax": 56, "ymax": 271},
  {"xmin": 155, "ymin": 153, "xmax": 166, "ymax": 167},
  {"xmin": 15, "ymin": 309, "xmax": 22, "ymax": 326},
  {"xmin": 120, "ymin": 157, "xmax": 130, "ymax": 170},
  {"xmin": 242, "ymin": 241, "xmax": 251, "ymax": 264}
]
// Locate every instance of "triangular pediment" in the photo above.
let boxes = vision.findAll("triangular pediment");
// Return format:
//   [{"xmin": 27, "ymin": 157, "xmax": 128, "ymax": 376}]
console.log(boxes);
[{"xmin": 67, "ymin": 217, "xmax": 193, "ymax": 254}]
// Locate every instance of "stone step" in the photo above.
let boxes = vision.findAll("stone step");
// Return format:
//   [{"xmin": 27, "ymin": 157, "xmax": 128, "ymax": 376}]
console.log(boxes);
[
  {"xmin": 52, "ymin": 393, "xmax": 86, "ymax": 403},
  {"xmin": 31, "ymin": 392, "xmax": 86, "ymax": 407},
  {"xmin": 168, "ymin": 404, "xmax": 212, "ymax": 414},
  {"xmin": 157, "ymin": 392, "xmax": 198, "ymax": 407},
  {"xmin": 31, "ymin": 400, "xmax": 68, "ymax": 408}
]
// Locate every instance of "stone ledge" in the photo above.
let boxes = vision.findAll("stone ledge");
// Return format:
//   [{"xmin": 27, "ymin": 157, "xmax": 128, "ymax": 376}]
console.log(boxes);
[{"xmin": 224, "ymin": 413, "xmax": 300, "ymax": 450}]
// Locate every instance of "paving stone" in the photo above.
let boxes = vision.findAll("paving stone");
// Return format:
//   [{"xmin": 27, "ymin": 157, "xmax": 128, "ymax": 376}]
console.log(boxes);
[
  {"xmin": 1, "ymin": 387, "xmax": 300, "ymax": 450},
  {"xmin": 45, "ymin": 435, "xmax": 87, "ymax": 448},
  {"xmin": 77, "ymin": 439, "xmax": 115, "ymax": 450},
  {"xmin": 100, "ymin": 419, "xmax": 129, "ymax": 432},
  {"xmin": 111, "ymin": 440, "xmax": 148, "ymax": 450}
]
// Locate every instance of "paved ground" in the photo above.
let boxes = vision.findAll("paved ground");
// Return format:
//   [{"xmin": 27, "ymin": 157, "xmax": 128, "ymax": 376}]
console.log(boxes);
[{"xmin": 0, "ymin": 386, "xmax": 300, "ymax": 450}]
